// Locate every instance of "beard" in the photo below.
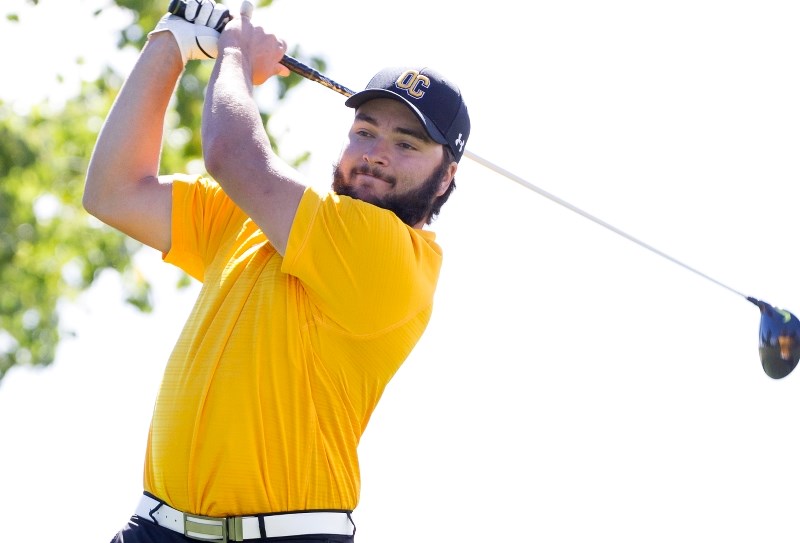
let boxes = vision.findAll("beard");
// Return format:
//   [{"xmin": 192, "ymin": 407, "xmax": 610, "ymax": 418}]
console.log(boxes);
[{"xmin": 332, "ymin": 157, "xmax": 450, "ymax": 227}]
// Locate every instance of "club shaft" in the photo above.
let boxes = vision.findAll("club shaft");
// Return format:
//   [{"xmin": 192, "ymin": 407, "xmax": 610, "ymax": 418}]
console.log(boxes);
[
  {"xmin": 279, "ymin": 56, "xmax": 355, "ymax": 97},
  {"xmin": 463, "ymin": 150, "xmax": 749, "ymax": 300},
  {"xmin": 253, "ymin": 55, "xmax": 755, "ymax": 301},
  {"xmin": 166, "ymin": 0, "xmax": 750, "ymax": 302}
]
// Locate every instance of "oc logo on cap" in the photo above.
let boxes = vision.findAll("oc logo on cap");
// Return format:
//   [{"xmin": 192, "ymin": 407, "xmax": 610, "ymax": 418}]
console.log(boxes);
[{"xmin": 394, "ymin": 70, "xmax": 431, "ymax": 99}]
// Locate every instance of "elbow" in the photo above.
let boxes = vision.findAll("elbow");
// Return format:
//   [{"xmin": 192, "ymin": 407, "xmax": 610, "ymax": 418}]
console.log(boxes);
[
  {"xmin": 203, "ymin": 152, "xmax": 223, "ymax": 181},
  {"xmin": 202, "ymin": 135, "xmax": 220, "ymax": 177},
  {"xmin": 202, "ymin": 131, "xmax": 231, "ymax": 181},
  {"xmin": 82, "ymin": 177, "xmax": 101, "ymax": 218},
  {"xmin": 81, "ymin": 171, "xmax": 120, "ymax": 223}
]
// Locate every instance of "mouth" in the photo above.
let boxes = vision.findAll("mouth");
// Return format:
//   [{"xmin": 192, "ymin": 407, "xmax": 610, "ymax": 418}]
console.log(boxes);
[{"xmin": 354, "ymin": 167, "xmax": 395, "ymax": 188}]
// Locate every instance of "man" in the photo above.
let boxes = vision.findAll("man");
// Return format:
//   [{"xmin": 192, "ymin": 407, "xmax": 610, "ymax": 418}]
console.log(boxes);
[{"xmin": 83, "ymin": 0, "xmax": 470, "ymax": 541}]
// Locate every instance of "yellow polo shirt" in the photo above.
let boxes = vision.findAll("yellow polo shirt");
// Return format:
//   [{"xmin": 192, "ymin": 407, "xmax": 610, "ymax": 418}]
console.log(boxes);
[{"xmin": 143, "ymin": 174, "xmax": 442, "ymax": 516}]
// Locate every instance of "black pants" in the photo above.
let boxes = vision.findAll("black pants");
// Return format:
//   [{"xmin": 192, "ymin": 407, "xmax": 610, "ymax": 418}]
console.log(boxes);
[{"xmin": 111, "ymin": 515, "xmax": 355, "ymax": 543}]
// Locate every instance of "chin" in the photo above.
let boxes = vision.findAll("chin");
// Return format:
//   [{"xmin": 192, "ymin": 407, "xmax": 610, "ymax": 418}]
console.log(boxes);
[
  {"xmin": 344, "ymin": 188, "xmax": 383, "ymax": 208},
  {"xmin": 333, "ymin": 175, "xmax": 377, "ymax": 206}
]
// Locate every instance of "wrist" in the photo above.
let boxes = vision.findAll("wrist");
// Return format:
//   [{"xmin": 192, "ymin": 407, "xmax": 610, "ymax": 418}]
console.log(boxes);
[
  {"xmin": 218, "ymin": 46, "xmax": 256, "ymax": 87},
  {"xmin": 149, "ymin": 13, "xmax": 221, "ymax": 65},
  {"xmin": 145, "ymin": 30, "xmax": 185, "ymax": 71}
]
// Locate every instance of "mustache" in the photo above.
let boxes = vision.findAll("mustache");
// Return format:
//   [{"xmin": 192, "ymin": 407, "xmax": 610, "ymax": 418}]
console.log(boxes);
[{"xmin": 352, "ymin": 165, "xmax": 397, "ymax": 188}]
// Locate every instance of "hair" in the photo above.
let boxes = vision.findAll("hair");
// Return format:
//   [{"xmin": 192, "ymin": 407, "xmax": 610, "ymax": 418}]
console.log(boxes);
[{"xmin": 426, "ymin": 145, "xmax": 457, "ymax": 225}]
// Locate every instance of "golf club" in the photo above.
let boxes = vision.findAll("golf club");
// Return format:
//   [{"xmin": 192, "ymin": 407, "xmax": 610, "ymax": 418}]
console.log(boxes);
[
  {"xmin": 167, "ymin": 0, "xmax": 356, "ymax": 97},
  {"xmin": 166, "ymin": 0, "xmax": 800, "ymax": 379}
]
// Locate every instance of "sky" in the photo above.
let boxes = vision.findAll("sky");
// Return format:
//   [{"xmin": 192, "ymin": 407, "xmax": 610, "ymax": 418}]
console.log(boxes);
[{"xmin": 2, "ymin": 0, "xmax": 800, "ymax": 541}]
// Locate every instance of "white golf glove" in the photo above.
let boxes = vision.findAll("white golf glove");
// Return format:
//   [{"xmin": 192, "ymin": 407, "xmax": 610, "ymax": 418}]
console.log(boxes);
[{"xmin": 149, "ymin": 0, "xmax": 232, "ymax": 65}]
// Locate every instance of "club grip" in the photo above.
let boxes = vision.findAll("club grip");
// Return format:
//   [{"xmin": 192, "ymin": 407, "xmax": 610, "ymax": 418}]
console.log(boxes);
[
  {"xmin": 163, "ymin": 0, "xmax": 356, "ymax": 97},
  {"xmin": 167, "ymin": 0, "xmax": 234, "ymax": 33},
  {"xmin": 167, "ymin": 0, "xmax": 187, "ymax": 19}
]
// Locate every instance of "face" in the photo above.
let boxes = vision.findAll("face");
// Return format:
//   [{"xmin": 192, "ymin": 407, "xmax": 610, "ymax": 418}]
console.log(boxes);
[{"xmin": 332, "ymin": 98, "xmax": 457, "ymax": 228}]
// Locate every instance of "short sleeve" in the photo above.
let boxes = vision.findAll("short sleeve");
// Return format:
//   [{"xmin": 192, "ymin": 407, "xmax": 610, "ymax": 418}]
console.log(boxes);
[
  {"xmin": 282, "ymin": 186, "xmax": 442, "ymax": 334},
  {"xmin": 164, "ymin": 174, "xmax": 249, "ymax": 282}
]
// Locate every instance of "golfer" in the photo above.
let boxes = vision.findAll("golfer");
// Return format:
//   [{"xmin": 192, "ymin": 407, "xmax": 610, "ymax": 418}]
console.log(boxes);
[{"xmin": 83, "ymin": 0, "xmax": 470, "ymax": 541}]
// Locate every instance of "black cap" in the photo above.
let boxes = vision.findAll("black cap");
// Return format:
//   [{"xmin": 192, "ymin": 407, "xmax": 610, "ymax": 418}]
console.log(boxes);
[{"xmin": 345, "ymin": 67, "xmax": 470, "ymax": 162}]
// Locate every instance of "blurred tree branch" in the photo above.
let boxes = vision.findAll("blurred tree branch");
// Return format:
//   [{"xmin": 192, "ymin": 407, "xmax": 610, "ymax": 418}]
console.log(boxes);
[{"xmin": 0, "ymin": 0, "xmax": 326, "ymax": 381}]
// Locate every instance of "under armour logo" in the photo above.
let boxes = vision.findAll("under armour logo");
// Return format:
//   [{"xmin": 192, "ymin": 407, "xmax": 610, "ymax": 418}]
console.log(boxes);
[{"xmin": 454, "ymin": 133, "xmax": 465, "ymax": 152}]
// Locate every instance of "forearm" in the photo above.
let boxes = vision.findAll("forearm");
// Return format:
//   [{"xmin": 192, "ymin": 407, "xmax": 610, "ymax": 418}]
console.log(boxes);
[
  {"xmin": 201, "ymin": 15, "xmax": 304, "ymax": 255},
  {"xmin": 202, "ymin": 47, "xmax": 271, "ymax": 188}
]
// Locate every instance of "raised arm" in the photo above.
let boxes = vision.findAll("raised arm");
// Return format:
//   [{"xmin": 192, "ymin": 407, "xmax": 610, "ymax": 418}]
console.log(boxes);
[
  {"xmin": 202, "ymin": 7, "xmax": 304, "ymax": 256},
  {"xmin": 84, "ymin": 2, "xmax": 231, "ymax": 253},
  {"xmin": 83, "ymin": 31, "xmax": 181, "ymax": 253}
]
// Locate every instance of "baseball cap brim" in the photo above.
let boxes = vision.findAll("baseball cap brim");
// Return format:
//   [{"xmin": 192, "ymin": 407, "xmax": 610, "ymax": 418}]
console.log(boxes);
[{"xmin": 345, "ymin": 89, "xmax": 449, "ymax": 147}]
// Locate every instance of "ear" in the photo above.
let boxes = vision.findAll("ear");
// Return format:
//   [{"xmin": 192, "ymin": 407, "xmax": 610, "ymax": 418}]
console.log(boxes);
[{"xmin": 435, "ymin": 162, "xmax": 458, "ymax": 197}]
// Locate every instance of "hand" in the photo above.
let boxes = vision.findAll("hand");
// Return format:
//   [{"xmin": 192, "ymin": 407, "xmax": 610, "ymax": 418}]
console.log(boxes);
[
  {"xmin": 219, "ymin": 3, "xmax": 290, "ymax": 85},
  {"xmin": 149, "ymin": 0, "xmax": 232, "ymax": 65},
  {"xmin": 183, "ymin": 0, "xmax": 230, "ymax": 30}
]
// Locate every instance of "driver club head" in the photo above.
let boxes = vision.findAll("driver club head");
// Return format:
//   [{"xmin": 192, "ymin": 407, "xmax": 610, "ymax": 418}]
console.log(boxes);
[{"xmin": 748, "ymin": 297, "xmax": 800, "ymax": 379}]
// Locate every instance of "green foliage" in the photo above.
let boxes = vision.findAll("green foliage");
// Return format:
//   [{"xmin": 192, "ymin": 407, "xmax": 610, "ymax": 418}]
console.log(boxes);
[
  {"xmin": 0, "ymin": 93, "xmax": 131, "ymax": 379},
  {"xmin": 0, "ymin": 0, "xmax": 326, "ymax": 381}
]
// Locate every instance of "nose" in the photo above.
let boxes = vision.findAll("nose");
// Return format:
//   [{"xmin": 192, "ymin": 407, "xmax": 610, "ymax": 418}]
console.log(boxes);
[{"xmin": 362, "ymin": 138, "xmax": 389, "ymax": 166}]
